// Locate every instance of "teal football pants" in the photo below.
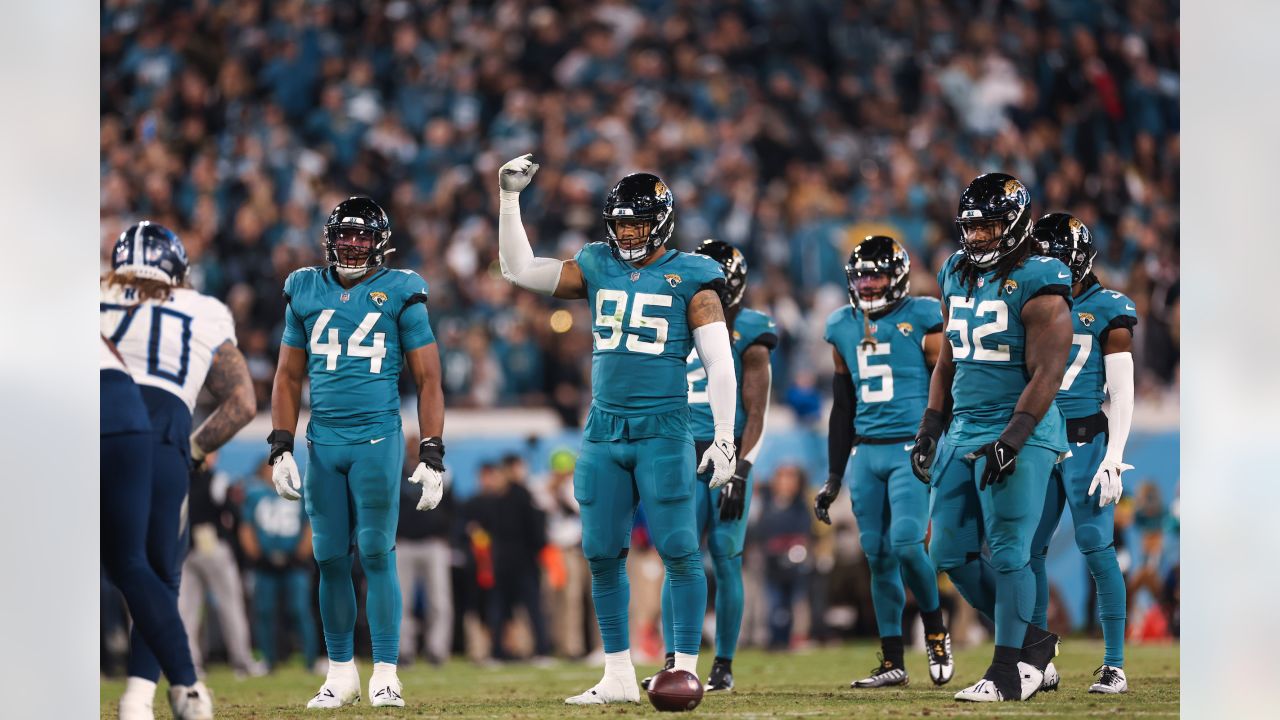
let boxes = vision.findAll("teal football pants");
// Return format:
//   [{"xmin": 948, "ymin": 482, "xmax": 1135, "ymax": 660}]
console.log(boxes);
[
  {"xmin": 1030, "ymin": 432, "xmax": 1126, "ymax": 666},
  {"xmin": 848, "ymin": 442, "xmax": 941, "ymax": 640},
  {"xmin": 304, "ymin": 437, "xmax": 403, "ymax": 664},
  {"xmin": 251, "ymin": 568, "xmax": 319, "ymax": 668},
  {"xmin": 929, "ymin": 439, "xmax": 1056, "ymax": 649},
  {"xmin": 661, "ymin": 437, "xmax": 753, "ymax": 659},
  {"xmin": 575, "ymin": 437, "xmax": 705, "ymax": 656}
]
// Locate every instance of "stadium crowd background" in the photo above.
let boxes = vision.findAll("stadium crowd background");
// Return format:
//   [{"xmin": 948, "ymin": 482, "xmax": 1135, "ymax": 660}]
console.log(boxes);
[{"xmin": 99, "ymin": 0, "xmax": 1180, "ymax": 673}]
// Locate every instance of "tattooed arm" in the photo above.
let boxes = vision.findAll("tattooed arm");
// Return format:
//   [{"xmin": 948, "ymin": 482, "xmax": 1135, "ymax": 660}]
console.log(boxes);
[{"xmin": 191, "ymin": 341, "xmax": 256, "ymax": 459}]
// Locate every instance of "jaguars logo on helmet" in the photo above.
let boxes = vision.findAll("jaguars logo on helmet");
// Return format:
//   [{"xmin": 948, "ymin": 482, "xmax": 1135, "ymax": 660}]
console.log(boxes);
[{"xmin": 1031, "ymin": 212, "xmax": 1096, "ymax": 284}]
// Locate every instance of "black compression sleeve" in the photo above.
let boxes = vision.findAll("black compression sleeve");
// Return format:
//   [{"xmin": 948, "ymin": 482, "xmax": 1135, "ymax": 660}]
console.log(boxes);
[{"xmin": 828, "ymin": 372, "xmax": 857, "ymax": 479}]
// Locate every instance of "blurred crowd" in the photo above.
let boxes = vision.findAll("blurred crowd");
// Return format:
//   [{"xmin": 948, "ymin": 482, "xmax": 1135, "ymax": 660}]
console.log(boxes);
[
  {"xmin": 101, "ymin": 0, "xmax": 1180, "ymax": 424},
  {"xmin": 101, "ymin": 442, "xmax": 1179, "ymax": 674}
]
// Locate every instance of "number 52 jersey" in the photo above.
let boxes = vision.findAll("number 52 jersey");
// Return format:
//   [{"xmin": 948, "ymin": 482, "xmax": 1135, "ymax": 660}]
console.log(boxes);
[{"xmin": 281, "ymin": 267, "xmax": 436, "ymax": 445}]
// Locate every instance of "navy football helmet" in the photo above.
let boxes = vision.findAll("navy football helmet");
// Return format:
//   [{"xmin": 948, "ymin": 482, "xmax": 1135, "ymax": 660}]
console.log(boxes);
[
  {"xmin": 111, "ymin": 221, "xmax": 189, "ymax": 285},
  {"xmin": 1031, "ymin": 212, "xmax": 1095, "ymax": 283},
  {"xmin": 325, "ymin": 196, "xmax": 393, "ymax": 279},
  {"xmin": 694, "ymin": 239, "xmax": 747, "ymax": 310},
  {"xmin": 845, "ymin": 236, "xmax": 910, "ymax": 316},
  {"xmin": 955, "ymin": 172, "xmax": 1032, "ymax": 267},
  {"xmin": 602, "ymin": 173, "xmax": 675, "ymax": 263}
]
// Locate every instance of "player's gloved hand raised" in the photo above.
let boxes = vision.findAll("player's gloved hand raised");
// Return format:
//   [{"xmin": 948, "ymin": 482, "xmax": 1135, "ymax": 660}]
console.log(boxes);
[
  {"xmin": 965, "ymin": 439, "xmax": 1019, "ymax": 491},
  {"xmin": 268, "ymin": 430, "xmax": 301, "ymax": 501},
  {"xmin": 718, "ymin": 460, "xmax": 750, "ymax": 522},
  {"xmin": 813, "ymin": 473, "xmax": 843, "ymax": 525},
  {"xmin": 499, "ymin": 154, "xmax": 540, "ymax": 193},
  {"xmin": 699, "ymin": 435, "xmax": 737, "ymax": 490},
  {"xmin": 1089, "ymin": 459, "xmax": 1131, "ymax": 508},
  {"xmin": 911, "ymin": 409, "xmax": 945, "ymax": 485},
  {"xmin": 409, "ymin": 437, "xmax": 446, "ymax": 511}
]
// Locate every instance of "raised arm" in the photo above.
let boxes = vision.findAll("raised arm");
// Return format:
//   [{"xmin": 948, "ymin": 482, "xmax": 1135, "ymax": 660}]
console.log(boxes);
[
  {"xmin": 689, "ymin": 289, "xmax": 738, "ymax": 489},
  {"xmin": 190, "ymin": 341, "xmax": 256, "ymax": 465},
  {"xmin": 497, "ymin": 154, "xmax": 586, "ymax": 299}
]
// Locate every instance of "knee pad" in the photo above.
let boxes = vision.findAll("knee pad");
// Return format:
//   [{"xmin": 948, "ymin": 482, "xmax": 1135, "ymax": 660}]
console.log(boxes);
[
  {"xmin": 357, "ymin": 527, "xmax": 395, "ymax": 562},
  {"xmin": 653, "ymin": 526, "xmax": 699, "ymax": 560},
  {"xmin": 987, "ymin": 545, "xmax": 1029, "ymax": 575},
  {"xmin": 888, "ymin": 516, "xmax": 926, "ymax": 551},
  {"xmin": 859, "ymin": 531, "xmax": 885, "ymax": 561},
  {"xmin": 1075, "ymin": 525, "xmax": 1110, "ymax": 555}
]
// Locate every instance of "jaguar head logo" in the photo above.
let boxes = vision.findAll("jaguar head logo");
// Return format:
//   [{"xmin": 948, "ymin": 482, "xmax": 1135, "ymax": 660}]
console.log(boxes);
[
  {"xmin": 369, "ymin": 291, "xmax": 388, "ymax": 307},
  {"xmin": 1002, "ymin": 279, "xmax": 1018, "ymax": 295},
  {"xmin": 664, "ymin": 273, "xmax": 682, "ymax": 288},
  {"xmin": 897, "ymin": 322, "xmax": 913, "ymax": 337},
  {"xmin": 1078, "ymin": 312, "xmax": 1095, "ymax": 327}
]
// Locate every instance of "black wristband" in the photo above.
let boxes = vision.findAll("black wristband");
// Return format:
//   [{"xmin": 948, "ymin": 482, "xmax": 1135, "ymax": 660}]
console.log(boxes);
[
  {"xmin": 918, "ymin": 408, "xmax": 944, "ymax": 441},
  {"xmin": 267, "ymin": 429, "xmax": 294, "ymax": 464},
  {"xmin": 419, "ymin": 436, "xmax": 445, "ymax": 470},
  {"xmin": 734, "ymin": 459, "xmax": 753, "ymax": 481},
  {"xmin": 998, "ymin": 411, "xmax": 1038, "ymax": 453}
]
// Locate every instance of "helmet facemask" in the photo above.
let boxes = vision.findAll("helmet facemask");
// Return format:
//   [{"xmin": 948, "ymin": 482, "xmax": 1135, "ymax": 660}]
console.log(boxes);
[
  {"xmin": 605, "ymin": 211, "xmax": 671, "ymax": 263},
  {"xmin": 326, "ymin": 225, "xmax": 391, "ymax": 279}
]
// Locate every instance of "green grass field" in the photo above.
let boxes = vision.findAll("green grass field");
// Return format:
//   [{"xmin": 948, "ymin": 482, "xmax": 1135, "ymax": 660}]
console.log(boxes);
[{"xmin": 101, "ymin": 639, "xmax": 1177, "ymax": 719}]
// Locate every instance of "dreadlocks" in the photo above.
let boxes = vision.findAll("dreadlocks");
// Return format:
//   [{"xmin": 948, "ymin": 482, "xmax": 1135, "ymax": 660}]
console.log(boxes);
[{"xmin": 953, "ymin": 236, "xmax": 1034, "ymax": 300}]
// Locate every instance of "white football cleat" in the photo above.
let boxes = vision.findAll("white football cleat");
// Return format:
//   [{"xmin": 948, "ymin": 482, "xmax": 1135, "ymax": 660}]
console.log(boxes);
[
  {"xmin": 307, "ymin": 660, "xmax": 361, "ymax": 709},
  {"xmin": 926, "ymin": 632, "xmax": 955, "ymax": 685},
  {"xmin": 1019, "ymin": 661, "xmax": 1045, "ymax": 701},
  {"xmin": 954, "ymin": 678, "xmax": 1005, "ymax": 702},
  {"xmin": 564, "ymin": 674, "xmax": 641, "ymax": 705},
  {"xmin": 1040, "ymin": 661, "xmax": 1060, "ymax": 691},
  {"xmin": 369, "ymin": 662, "xmax": 405, "ymax": 708},
  {"xmin": 118, "ymin": 692, "xmax": 154, "ymax": 720},
  {"xmin": 167, "ymin": 681, "xmax": 214, "ymax": 720},
  {"xmin": 1089, "ymin": 665, "xmax": 1128, "ymax": 694}
]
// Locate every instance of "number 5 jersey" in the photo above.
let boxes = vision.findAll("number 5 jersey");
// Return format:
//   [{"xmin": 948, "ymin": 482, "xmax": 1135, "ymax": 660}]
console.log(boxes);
[{"xmin": 281, "ymin": 266, "xmax": 436, "ymax": 445}]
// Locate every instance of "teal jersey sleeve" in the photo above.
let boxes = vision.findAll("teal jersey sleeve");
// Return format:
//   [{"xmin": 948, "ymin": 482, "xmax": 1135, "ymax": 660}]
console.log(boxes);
[
  {"xmin": 281, "ymin": 268, "xmax": 319, "ymax": 348},
  {"xmin": 939, "ymin": 254, "xmax": 1070, "ymax": 452},
  {"xmin": 825, "ymin": 299, "xmax": 934, "ymax": 439},
  {"xmin": 688, "ymin": 307, "xmax": 776, "ymax": 440},
  {"xmin": 1056, "ymin": 284, "xmax": 1138, "ymax": 419},
  {"xmin": 390, "ymin": 269, "xmax": 435, "ymax": 350}
]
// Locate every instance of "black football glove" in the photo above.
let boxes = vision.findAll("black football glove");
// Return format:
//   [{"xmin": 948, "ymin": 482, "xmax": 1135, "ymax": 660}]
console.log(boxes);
[
  {"xmin": 965, "ymin": 439, "xmax": 1020, "ymax": 490},
  {"xmin": 911, "ymin": 409, "xmax": 945, "ymax": 484},
  {"xmin": 717, "ymin": 460, "xmax": 751, "ymax": 522},
  {"xmin": 813, "ymin": 473, "xmax": 843, "ymax": 525}
]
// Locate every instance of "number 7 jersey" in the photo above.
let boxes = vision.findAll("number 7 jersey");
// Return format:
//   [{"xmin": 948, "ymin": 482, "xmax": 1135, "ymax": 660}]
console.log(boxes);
[{"xmin": 281, "ymin": 266, "xmax": 436, "ymax": 445}]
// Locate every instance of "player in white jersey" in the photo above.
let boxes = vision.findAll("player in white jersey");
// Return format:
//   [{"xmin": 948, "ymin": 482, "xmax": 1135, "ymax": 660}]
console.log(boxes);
[{"xmin": 100, "ymin": 222, "xmax": 256, "ymax": 720}]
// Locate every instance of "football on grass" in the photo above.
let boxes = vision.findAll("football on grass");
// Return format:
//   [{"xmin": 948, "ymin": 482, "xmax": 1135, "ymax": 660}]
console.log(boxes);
[{"xmin": 646, "ymin": 669, "xmax": 704, "ymax": 712}]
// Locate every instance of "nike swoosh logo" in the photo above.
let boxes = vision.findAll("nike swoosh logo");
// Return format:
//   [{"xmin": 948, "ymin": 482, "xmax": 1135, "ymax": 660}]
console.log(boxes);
[
  {"xmin": 1058, "ymin": 272, "xmax": 1071, "ymax": 279},
  {"xmin": 371, "ymin": 437, "xmax": 386, "ymax": 444},
  {"xmin": 1075, "ymin": 441, "xmax": 1087, "ymax": 446},
  {"xmin": 1125, "ymin": 305, "xmax": 1135, "ymax": 310},
  {"xmin": 904, "ymin": 443, "xmax": 916, "ymax": 452}
]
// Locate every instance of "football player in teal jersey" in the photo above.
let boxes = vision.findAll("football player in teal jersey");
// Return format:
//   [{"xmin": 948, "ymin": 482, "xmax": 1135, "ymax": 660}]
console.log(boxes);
[
  {"xmin": 1028, "ymin": 213, "xmax": 1137, "ymax": 695},
  {"xmin": 496, "ymin": 154, "xmax": 739, "ymax": 704},
  {"xmin": 910, "ymin": 174, "xmax": 1073, "ymax": 702},
  {"xmin": 641, "ymin": 239, "xmax": 775, "ymax": 693},
  {"xmin": 813, "ymin": 236, "xmax": 955, "ymax": 688},
  {"xmin": 269, "ymin": 197, "xmax": 446, "ymax": 709}
]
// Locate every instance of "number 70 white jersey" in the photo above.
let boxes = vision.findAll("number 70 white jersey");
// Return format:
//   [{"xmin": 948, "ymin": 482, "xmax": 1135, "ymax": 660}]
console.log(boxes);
[{"xmin": 100, "ymin": 282, "xmax": 237, "ymax": 415}]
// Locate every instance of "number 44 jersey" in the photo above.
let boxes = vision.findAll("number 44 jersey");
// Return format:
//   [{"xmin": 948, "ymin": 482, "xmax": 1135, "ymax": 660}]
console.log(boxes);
[
  {"xmin": 938, "ymin": 252, "xmax": 1073, "ymax": 453},
  {"xmin": 281, "ymin": 266, "xmax": 436, "ymax": 445}
]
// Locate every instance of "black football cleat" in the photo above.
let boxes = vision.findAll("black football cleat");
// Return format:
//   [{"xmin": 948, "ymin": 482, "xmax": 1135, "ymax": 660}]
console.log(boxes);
[
  {"xmin": 704, "ymin": 659, "xmax": 734, "ymax": 692},
  {"xmin": 851, "ymin": 654, "xmax": 909, "ymax": 688},
  {"xmin": 640, "ymin": 654, "xmax": 675, "ymax": 691}
]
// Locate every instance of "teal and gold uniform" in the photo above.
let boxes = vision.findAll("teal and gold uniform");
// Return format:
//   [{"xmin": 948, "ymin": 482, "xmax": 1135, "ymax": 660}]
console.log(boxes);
[
  {"xmin": 825, "ymin": 296, "xmax": 944, "ymax": 640},
  {"xmin": 573, "ymin": 242, "xmax": 725, "ymax": 656},
  {"xmin": 662, "ymin": 307, "xmax": 777, "ymax": 661},
  {"xmin": 280, "ymin": 265, "xmax": 436, "ymax": 664},
  {"xmin": 1030, "ymin": 282, "xmax": 1137, "ymax": 667},
  {"xmin": 928, "ymin": 252, "xmax": 1071, "ymax": 650},
  {"xmin": 243, "ymin": 484, "xmax": 319, "ymax": 668}
]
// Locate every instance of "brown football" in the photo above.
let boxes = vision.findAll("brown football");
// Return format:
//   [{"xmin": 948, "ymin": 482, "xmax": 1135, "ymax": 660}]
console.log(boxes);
[{"xmin": 646, "ymin": 669, "xmax": 704, "ymax": 712}]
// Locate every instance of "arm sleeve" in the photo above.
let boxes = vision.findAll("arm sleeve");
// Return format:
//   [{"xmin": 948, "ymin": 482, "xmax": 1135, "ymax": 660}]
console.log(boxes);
[
  {"xmin": 398, "ymin": 295, "xmax": 436, "ymax": 350},
  {"xmin": 692, "ymin": 320, "xmax": 737, "ymax": 439},
  {"xmin": 827, "ymin": 371, "xmax": 856, "ymax": 479},
  {"xmin": 1103, "ymin": 351, "xmax": 1135, "ymax": 464},
  {"xmin": 498, "ymin": 190, "xmax": 564, "ymax": 294}
]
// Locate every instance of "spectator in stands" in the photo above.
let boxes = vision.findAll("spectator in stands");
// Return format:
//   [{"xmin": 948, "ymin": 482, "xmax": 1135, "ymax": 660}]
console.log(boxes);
[
  {"xmin": 755, "ymin": 464, "xmax": 816, "ymax": 650},
  {"xmin": 529, "ymin": 448, "xmax": 599, "ymax": 659}
]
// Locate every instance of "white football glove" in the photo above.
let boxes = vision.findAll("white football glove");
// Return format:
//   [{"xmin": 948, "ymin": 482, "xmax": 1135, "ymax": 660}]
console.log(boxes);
[
  {"xmin": 408, "ymin": 463, "xmax": 445, "ymax": 511},
  {"xmin": 499, "ymin": 153, "xmax": 540, "ymax": 192},
  {"xmin": 272, "ymin": 451, "xmax": 302, "ymax": 501},
  {"xmin": 698, "ymin": 436, "xmax": 738, "ymax": 490},
  {"xmin": 1088, "ymin": 459, "xmax": 1132, "ymax": 508}
]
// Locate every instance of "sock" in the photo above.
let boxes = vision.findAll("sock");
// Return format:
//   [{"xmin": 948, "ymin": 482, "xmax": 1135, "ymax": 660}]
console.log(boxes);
[
  {"xmin": 865, "ymin": 551, "xmax": 906, "ymax": 639},
  {"xmin": 660, "ymin": 574, "xmax": 675, "ymax": 655},
  {"xmin": 945, "ymin": 557, "xmax": 997, "ymax": 620},
  {"xmin": 327, "ymin": 658, "xmax": 356, "ymax": 683},
  {"xmin": 992, "ymin": 565, "xmax": 1034, "ymax": 649},
  {"xmin": 896, "ymin": 542, "xmax": 943, "ymax": 626},
  {"xmin": 318, "ymin": 554, "xmax": 357, "ymax": 662},
  {"xmin": 1029, "ymin": 547, "xmax": 1050, "ymax": 629},
  {"xmin": 662, "ymin": 553, "xmax": 707, "ymax": 655},
  {"xmin": 361, "ymin": 547, "xmax": 402, "ymax": 664},
  {"xmin": 123, "ymin": 676, "xmax": 157, "ymax": 699},
  {"xmin": 921, "ymin": 607, "xmax": 947, "ymax": 636},
  {"xmin": 880, "ymin": 635, "xmax": 905, "ymax": 669},
  {"xmin": 984, "ymin": 645, "xmax": 1022, "ymax": 699},
  {"xmin": 589, "ymin": 557, "xmax": 631, "ymax": 654},
  {"xmin": 604, "ymin": 649, "xmax": 635, "ymax": 680},
  {"xmin": 673, "ymin": 652, "xmax": 698, "ymax": 675},
  {"xmin": 371, "ymin": 661, "xmax": 398, "ymax": 682},
  {"xmin": 1084, "ymin": 546, "xmax": 1127, "ymax": 667},
  {"xmin": 711, "ymin": 554, "xmax": 744, "ymax": 660}
]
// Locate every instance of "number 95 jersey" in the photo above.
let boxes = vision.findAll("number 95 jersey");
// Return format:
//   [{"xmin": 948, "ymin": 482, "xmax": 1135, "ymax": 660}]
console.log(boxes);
[
  {"xmin": 281, "ymin": 267, "xmax": 436, "ymax": 445},
  {"xmin": 938, "ymin": 253, "xmax": 1072, "ymax": 453},
  {"xmin": 576, "ymin": 243, "xmax": 725, "ymax": 434}
]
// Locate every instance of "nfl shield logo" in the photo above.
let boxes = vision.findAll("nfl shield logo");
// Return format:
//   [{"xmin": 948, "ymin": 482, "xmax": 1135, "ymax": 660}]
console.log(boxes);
[
  {"xmin": 977, "ymin": 277, "xmax": 985, "ymax": 288},
  {"xmin": 340, "ymin": 292, "xmax": 350, "ymax": 303},
  {"xmin": 630, "ymin": 272, "xmax": 640, "ymax": 282}
]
